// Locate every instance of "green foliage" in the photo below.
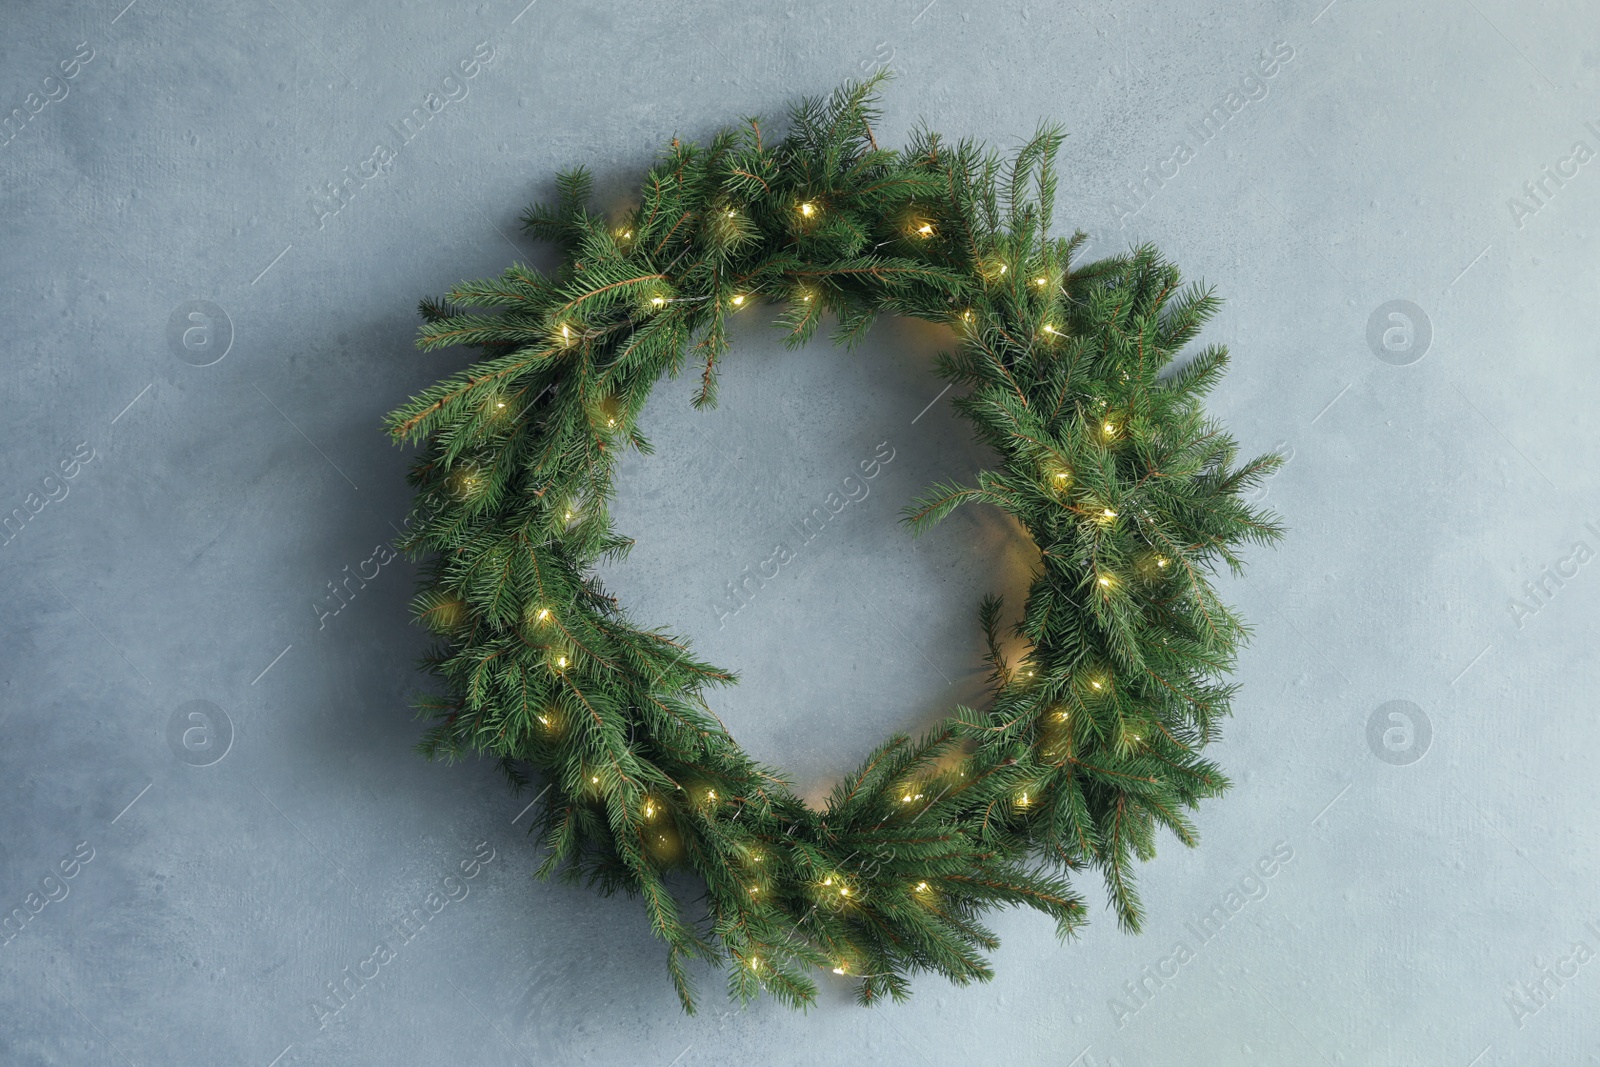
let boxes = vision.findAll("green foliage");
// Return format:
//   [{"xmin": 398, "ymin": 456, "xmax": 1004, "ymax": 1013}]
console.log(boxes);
[{"xmin": 385, "ymin": 75, "xmax": 1283, "ymax": 1013}]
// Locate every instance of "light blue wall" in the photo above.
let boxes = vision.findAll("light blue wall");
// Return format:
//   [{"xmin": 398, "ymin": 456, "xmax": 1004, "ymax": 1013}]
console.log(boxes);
[{"xmin": 1, "ymin": 0, "xmax": 1594, "ymax": 1063}]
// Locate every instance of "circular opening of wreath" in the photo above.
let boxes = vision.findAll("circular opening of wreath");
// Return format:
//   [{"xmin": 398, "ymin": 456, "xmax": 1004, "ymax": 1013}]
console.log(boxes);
[{"xmin": 385, "ymin": 75, "xmax": 1283, "ymax": 1014}]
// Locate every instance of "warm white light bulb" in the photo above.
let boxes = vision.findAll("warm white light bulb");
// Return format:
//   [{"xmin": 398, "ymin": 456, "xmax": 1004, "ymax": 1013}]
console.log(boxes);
[
  {"xmin": 800, "ymin": 201, "xmax": 816, "ymax": 217},
  {"xmin": 1098, "ymin": 576, "xmax": 1110, "ymax": 586},
  {"xmin": 731, "ymin": 294, "xmax": 745, "ymax": 306},
  {"xmin": 651, "ymin": 296, "xmax": 665, "ymax": 307},
  {"xmin": 832, "ymin": 966, "xmax": 846, "ymax": 975},
  {"xmin": 1102, "ymin": 508, "xmax": 1117, "ymax": 518},
  {"xmin": 917, "ymin": 223, "xmax": 934, "ymax": 236}
]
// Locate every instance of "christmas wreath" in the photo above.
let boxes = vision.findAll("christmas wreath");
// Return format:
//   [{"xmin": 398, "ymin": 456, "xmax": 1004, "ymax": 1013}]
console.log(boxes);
[{"xmin": 384, "ymin": 76, "xmax": 1283, "ymax": 1012}]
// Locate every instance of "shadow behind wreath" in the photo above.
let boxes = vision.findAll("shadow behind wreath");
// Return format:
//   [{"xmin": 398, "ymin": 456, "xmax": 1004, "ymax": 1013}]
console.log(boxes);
[{"xmin": 382, "ymin": 73, "xmax": 1285, "ymax": 1013}]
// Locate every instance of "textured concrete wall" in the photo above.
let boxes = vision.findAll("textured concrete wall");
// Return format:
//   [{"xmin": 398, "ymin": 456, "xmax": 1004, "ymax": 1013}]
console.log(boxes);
[{"xmin": 2, "ymin": 0, "xmax": 1597, "ymax": 1063}]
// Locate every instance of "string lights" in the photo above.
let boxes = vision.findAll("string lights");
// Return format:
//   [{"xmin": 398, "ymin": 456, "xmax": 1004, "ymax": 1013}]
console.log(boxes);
[{"xmin": 386, "ymin": 82, "xmax": 1285, "ymax": 1015}]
